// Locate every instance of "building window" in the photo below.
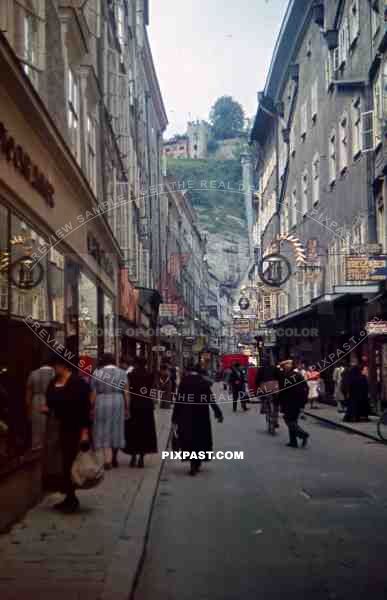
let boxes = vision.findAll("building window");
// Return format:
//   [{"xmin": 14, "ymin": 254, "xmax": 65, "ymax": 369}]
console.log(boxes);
[
  {"xmin": 107, "ymin": 48, "xmax": 119, "ymax": 129},
  {"xmin": 311, "ymin": 79, "xmax": 318, "ymax": 122},
  {"xmin": 104, "ymin": 295, "xmax": 115, "ymax": 354},
  {"xmin": 297, "ymin": 271, "xmax": 304, "ymax": 309},
  {"xmin": 68, "ymin": 68, "xmax": 80, "ymax": 163},
  {"xmin": 339, "ymin": 113, "xmax": 349, "ymax": 172},
  {"xmin": 372, "ymin": 1, "xmax": 381, "ymax": 39},
  {"xmin": 312, "ymin": 154, "xmax": 320, "ymax": 205},
  {"xmin": 373, "ymin": 70, "xmax": 383, "ymax": 147},
  {"xmin": 79, "ymin": 272, "xmax": 98, "ymax": 360},
  {"xmin": 301, "ymin": 169, "xmax": 308, "ymax": 216},
  {"xmin": 350, "ymin": 0, "xmax": 360, "ymax": 44},
  {"xmin": 377, "ymin": 199, "xmax": 385, "ymax": 252},
  {"xmin": 325, "ymin": 51, "xmax": 333, "ymax": 91},
  {"xmin": 300, "ymin": 102, "xmax": 307, "ymax": 139},
  {"xmin": 115, "ymin": 0, "xmax": 125, "ymax": 52},
  {"xmin": 289, "ymin": 125, "xmax": 296, "ymax": 156},
  {"xmin": 282, "ymin": 198, "xmax": 290, "ymax": 234},
  {"xmin": 352, "ymin": 97, "xmax": 361, "ymax": 157},
  {"xmin": 16, "ymin": 0, "xmax": 45, "ymax": 91},
  {"xmin": 0, "ymin": 204, "xmax": 8, "ymax": 312},
  {"xmin": 329, "ymin": 129, "xmax": 336, "ymax": 184},
  {"xmin": 87, "ymin": 115, "xmax": 97, "ymax": 193},
  {"xmin": 291, "ymin": 187, "xmax": 298, "ymax": 227},
  {"xmin": 338, "ymin": 17, "xmax": 349, "ymax": 66}
]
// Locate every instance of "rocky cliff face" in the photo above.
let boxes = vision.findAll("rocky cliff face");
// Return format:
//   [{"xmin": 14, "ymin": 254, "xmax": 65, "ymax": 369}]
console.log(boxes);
[{"xmin": 166, "ymin": 157, "xmax": 250, "ymax": 283}]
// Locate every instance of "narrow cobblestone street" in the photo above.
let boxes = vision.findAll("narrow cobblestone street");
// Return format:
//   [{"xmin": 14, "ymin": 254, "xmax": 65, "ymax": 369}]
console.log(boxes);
[{"xmin": 135, "ymin": 387, "xmax": 387, "ymax": 600}]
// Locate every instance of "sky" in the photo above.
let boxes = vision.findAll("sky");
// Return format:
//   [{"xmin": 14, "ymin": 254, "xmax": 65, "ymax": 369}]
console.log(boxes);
[{"xmin": 149, "ymin": 0, "xmax": 289, "ymax": 137}]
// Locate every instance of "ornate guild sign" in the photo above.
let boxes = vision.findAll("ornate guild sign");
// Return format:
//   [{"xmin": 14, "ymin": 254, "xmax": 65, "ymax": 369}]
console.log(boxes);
[
  {"xmin": 238, "ymin": 296, "xmax": 250, "ymax": 310},
  {"xmin": 258, "ymin": 253, "xmax": 291, "ymax": 287},
  {"xmin": 10, "ymin": 255, "xmax": 44, "ymax": 289}
]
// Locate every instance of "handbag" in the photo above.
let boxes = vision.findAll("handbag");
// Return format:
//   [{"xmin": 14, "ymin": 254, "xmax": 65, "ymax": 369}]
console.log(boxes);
[{"xmin": 71, "ymin": 447, "xmax": 105, "ymax": 490}]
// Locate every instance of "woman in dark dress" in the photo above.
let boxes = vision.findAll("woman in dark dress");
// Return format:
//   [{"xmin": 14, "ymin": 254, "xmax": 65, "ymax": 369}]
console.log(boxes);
[
  {"xmin": 125, "ymin": 357, "xmax": 157, "ymax": 468},
  {"xmin": 43, "ymin": 357, "xmax": 91, "ymax": 513},
  {"xmin": 172, "ymin": 363, "xmax": 223, "ymax": 476}
]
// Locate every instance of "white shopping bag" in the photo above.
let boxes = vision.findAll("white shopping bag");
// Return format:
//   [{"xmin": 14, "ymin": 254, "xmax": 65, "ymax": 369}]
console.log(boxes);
[{"xmin": 71, "ymin": 448, "xmax": 105, "ymax": 490}]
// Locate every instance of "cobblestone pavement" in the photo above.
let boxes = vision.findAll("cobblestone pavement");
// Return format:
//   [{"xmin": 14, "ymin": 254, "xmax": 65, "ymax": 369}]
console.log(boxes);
[{"xmin": 0, "ymin": 409, "xmax": 171, "ymax": 600}]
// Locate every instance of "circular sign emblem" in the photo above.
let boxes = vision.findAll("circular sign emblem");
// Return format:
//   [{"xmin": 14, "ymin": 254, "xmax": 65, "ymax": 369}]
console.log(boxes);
[
  {"xmin": 238, "ymin": 296, "xmax": 250, "ymax": 310},
  {"xmin": 10, "ymin": 256, "xmax": 44, "ymax": 289},
  {"xmin": 258, "ymin": 253, "xmax": 291, "ymax": 287}
]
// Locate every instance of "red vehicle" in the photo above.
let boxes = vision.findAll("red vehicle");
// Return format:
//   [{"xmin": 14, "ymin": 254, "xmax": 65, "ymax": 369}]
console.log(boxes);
[{"xmin": 221, "ymin": 354, "xmax": 249, "ymax": 370}]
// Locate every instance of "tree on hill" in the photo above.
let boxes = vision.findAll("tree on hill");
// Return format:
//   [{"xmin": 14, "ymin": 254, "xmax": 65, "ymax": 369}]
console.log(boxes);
[{"xmin": 209, "ymin": 96, "xmax": 245, "ymax": 141}]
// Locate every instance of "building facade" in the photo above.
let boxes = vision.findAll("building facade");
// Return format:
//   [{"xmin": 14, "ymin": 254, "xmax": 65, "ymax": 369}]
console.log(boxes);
[
  {"xmin": 0, "ymin": 0, "xmax": 168, "ymax": 531},
  {"xmin": 250, "ymin": 0, "xmax": 387, "ymax": 403}
]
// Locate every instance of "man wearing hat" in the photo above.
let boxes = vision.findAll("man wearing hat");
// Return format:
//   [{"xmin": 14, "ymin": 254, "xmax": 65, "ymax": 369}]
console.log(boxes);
[{"xmin": 279, "ymin": 360, "xmax": 309, "ymax": 448}]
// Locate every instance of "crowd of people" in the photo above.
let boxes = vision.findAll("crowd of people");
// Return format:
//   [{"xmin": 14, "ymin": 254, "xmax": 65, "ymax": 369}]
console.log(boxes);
[
  {"xmin": 21, "ymin": 349, "xmax": 374, "ymax": 513},
  {"xmin": 23, "ymin": 354, "xmax": 227, "ymax": 511}
]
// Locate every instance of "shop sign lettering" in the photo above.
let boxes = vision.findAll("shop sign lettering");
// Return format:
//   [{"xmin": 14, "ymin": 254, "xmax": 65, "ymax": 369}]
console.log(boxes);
[{"xmin": 0, "ymin": 122, "xmax": 55, "ymax": 207}]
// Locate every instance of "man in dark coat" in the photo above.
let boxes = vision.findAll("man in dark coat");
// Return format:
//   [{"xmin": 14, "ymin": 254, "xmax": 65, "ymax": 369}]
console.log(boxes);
[
  {"xmin": 279, "ymin": 360, "xmax": 309, "ymax": 448},
  {"xmin": 343, "ymin": 365, "xmax": 369, "ymax": 423},
  {"xmin": 125, "ymin": 357, "xmax": 158, "ymax": 468},
  {"xmin": 229, "ymin": 362, "xmax": 248, "ymax": 412},
  {"xmin": 172, "ymin": 363, "xmax": 223, "ymax": 475}
]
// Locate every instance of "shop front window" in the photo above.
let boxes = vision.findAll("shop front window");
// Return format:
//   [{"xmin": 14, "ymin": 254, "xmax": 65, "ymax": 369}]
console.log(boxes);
[
  {"xmin": 104, "ymin": 294, "xmax": 115, "ymax": 354},
  {"xmin": 10, "ymin": 215, "xmax": 48, "ymax": 321},
  {"xmin": 48, "ymin": 248, "xmax": 65, "ymax": 324},
  {"xmin": 78, "ymin": 272, "xmax": 98, "ymax": 362},
  {"xmin": 0, "ymin": 205, "xmax": 8, "ymax": 312}
]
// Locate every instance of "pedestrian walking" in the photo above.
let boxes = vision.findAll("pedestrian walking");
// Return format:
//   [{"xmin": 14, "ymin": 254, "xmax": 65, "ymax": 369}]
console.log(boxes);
[
  {"xmin": 305, "ymin": 366, "xmax": 320, "ymax": 409},
  {"xmin": 343, "ymin": 365, "xmax": 369, "ymax": 423},
  {"xmin": 255, "ymin": 357, "xmax": 280, "ymax": 428},
  {"xmin": 43, "ymin": 356, "xmax": 92, "ymax": 513},
  {"xmin": 229, "ymin": 362, "xmax": 248, "ymax": 412},
  {"xmin": 125, "ymin": 357, "xmax": 158, "ymax": 468},
  {"xmin": 91, "ymin": 354, "xmax": 129, "ymax": 470},
  {"xmin": 157, "ymin": 363, "xmax": 173, "ymax": 409},
  {"xmin": 278, "ymin": 360, "xmax": 309, "ymax": 448},
  {"xmin": 25, "ymin": 358, "xmax": 55, "ymax": 449},
  {"xmin": 172, "ymin": 361, "xmax": 223, "ymax": 475},
  {"xmin": 333, "ymin": 363, "xmax": 346, "ymax": 413}
]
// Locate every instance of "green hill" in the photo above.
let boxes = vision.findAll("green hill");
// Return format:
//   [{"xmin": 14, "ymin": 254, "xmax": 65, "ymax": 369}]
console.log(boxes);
[
  {"xmin": 166, "ymin": 157, "xmax": 248, "ymax": 281},
  {"xmin": 166, "ymin": 157, "xmax": 246, "ymax": 236}
]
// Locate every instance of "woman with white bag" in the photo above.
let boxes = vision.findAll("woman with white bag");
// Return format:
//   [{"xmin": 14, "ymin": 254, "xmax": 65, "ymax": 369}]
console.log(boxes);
[{"xmin": 43, "ymin": 356, "xmax": 92, "ymax": 514}]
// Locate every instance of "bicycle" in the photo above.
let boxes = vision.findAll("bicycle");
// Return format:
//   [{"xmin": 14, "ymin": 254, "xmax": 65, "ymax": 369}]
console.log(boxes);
[
  {"xmin": 377, "ymin": 409, "xmax": 387, "ymax": 442},
  {"xmin": 263, "ymin": 394, "xmax": 278, "ymax": 435}
]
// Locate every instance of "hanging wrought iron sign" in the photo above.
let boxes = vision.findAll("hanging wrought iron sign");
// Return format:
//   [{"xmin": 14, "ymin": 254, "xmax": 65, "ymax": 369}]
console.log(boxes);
[
  {"xmin": 258, "ymin": 253, "xmax": 291, "ymax": 287},
  {"xmin": 10, "ymin": 255, "xmax": 44, "ymax": 289},
  {"xmin": 268, "ymin": 233, "xmax": 306, "ymax": 267},
  {"xmin": 238, "ymin": 296, "xmax": 250, "ymax": 310}
]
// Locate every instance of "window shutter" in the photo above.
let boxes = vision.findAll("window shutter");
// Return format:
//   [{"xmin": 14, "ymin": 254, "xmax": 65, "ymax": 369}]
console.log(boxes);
[{"xmin": 360, "ymin": 111, "xmax": 375, "ymax": 152}]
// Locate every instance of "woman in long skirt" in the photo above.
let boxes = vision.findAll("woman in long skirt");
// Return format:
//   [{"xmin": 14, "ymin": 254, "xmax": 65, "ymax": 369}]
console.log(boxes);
[
  {"xmin": 91, "ymin": 354, "xmax": 129, "ymax": 469},
  {"xmin": 125, "ymin": 357, "xmax": 158, "ymax": 468}
]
